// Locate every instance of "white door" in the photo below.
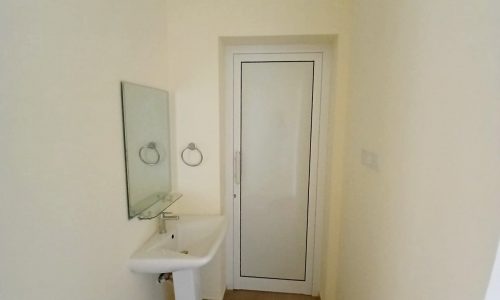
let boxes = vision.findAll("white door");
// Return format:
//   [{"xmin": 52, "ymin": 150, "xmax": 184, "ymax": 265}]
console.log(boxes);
[{"xmin": 233, "ymin": 53, "xmax": 323, "ymax": 294}]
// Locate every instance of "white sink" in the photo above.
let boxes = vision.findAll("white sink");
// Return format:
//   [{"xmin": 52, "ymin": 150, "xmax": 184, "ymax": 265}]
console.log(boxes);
[{"xmin": 128, "ymin": 215, "xmax": 227, "ymax": 273}]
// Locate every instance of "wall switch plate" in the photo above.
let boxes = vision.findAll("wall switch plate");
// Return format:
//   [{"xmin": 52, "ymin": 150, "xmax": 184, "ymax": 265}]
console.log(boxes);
[{"xmin": 361, "ymin": 149, "xmax": 379, "ymax": 171}]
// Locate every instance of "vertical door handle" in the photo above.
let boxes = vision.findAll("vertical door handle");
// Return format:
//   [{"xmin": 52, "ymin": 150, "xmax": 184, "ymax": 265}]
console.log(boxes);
[{"xmin": 234, "ymin": 151, "xmax": 241, "ymax": 185}]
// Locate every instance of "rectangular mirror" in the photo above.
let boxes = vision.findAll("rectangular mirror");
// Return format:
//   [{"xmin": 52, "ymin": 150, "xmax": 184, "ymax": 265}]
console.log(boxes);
[{"xmin": 121, "ymin": 82, "xmax": 180, "ymax": 219}]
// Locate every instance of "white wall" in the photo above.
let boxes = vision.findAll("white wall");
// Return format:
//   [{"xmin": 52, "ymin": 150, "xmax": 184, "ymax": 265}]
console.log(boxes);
[
  {"xmin": 163, "ymin": 2, "xmax": 351, "ymax": 297},
  {"xmin": 164, "ymin": 0, "xmax": 349, "ymax": 214},
  {"xmin": 0, "ymin": 1, "xmax": 169, "ymax": 299},
  {"xmin": 338, "ymin": 0, "xmax": 500, "ymax": 300}
]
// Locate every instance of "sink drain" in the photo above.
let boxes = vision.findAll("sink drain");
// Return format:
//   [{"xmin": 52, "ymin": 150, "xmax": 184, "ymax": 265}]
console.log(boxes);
[{"xmin": 180, "ymin": 250, "xmax": 188, "ymax": 254}]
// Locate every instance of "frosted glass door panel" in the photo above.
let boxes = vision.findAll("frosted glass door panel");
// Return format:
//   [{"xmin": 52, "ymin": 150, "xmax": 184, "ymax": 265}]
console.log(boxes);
[{"xmin": 240, "ymin": 61, "xmax": 314, "ymax": 281}]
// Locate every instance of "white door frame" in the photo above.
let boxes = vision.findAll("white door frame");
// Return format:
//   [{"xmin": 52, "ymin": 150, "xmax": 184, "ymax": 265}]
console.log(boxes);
[{"xmin": 223, "ymin": 44, "xmax": 332, "ymax": 296}]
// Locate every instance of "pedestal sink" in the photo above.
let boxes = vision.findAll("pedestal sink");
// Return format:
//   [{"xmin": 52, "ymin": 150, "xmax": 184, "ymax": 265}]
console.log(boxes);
[{"xmin": 128, "ymin": 215, "xmax": 227, "ymax": 300}]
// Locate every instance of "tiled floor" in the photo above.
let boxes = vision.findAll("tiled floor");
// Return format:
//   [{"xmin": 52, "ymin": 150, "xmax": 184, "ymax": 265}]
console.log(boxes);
[{"xmin": 224, "ymin": 290, "xmax": 320, "ymax": 300}]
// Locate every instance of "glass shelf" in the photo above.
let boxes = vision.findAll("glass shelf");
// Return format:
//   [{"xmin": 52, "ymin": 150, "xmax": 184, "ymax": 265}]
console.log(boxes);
[{"xmin": 134, "ymin": 192, "xmax": 182, "ymax": 220}]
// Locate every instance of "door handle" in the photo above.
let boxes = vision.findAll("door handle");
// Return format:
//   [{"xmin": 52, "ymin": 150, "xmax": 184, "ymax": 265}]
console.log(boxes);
[{"xmin": 234, "ymin": 151, "xmax": 241, "ymax": 185}]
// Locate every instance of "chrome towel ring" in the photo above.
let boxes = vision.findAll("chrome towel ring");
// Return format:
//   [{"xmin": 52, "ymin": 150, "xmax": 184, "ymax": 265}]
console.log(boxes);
[
  {"xmin": 181, "ymin": 143, "xmax": 203, "ymax": 167},
  {"xmin": 139, "ymin": 142, "xmax": 161, "ymax": 166}
]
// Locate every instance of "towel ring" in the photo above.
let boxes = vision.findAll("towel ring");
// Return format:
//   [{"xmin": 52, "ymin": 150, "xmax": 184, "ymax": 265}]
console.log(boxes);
[
  {"xmin": 181, "ymin": 143, "xmax": 203, "ymax": 167},
  {"xmin": 139, "ymin": 142, "xmax": 161, "ymax": 166}
]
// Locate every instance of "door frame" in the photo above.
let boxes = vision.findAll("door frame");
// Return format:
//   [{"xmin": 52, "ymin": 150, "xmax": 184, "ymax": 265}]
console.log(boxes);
[{"xmin": 222, "ymin": 43, "xmax": 333, "ymax": 296}]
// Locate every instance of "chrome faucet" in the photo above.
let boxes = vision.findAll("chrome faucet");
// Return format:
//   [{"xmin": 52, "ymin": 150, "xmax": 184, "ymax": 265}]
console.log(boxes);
[{"xmin": 158, "ymin": 211, "xmax": 179, "ymax": 234}]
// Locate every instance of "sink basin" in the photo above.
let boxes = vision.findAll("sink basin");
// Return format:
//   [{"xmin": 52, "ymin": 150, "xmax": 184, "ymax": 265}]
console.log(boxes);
[{"xmin": 128, "ymin": 215, "xmax": 227, "ymax": 274}]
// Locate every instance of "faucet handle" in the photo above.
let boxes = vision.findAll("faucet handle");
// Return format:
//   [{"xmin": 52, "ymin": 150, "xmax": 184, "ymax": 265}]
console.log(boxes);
[{"xmin": 159, "ymin": 211, "xmax": 179, "ymax": 220}]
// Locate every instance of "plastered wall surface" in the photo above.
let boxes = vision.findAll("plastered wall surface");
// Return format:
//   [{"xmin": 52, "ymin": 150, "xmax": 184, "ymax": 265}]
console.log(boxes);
[
  {"xmin": 0, "ymin": 1, "xmax": 351, "ymax": 299},
  {"xmin": 163, "ymin": 2, "xmax": 351, "ymax": 298},
  {"xmin": 164, "ymin": 0, "xmax": 349, "ymax": 214},
  {"xmin": 337, "ymin": 0, "xmax": 500, "ymax": 299},
  {"xmin": 0, "ymin": 1, "xmax": 169, "ymax": 299}
]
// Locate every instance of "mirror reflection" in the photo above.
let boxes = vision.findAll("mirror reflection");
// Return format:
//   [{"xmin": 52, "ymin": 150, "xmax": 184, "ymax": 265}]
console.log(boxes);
[{"xmin": 121, "ymin": 81, "xmax": 180, "ymax": 219}]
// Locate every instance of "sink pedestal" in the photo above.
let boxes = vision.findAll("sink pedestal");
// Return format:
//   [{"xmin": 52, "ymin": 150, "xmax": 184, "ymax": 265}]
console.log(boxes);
[
  {"xmin": 173, "ymin": 269, "xmax": 201, "ymax": 300},
  {"xmin": 128, "ymin": 216, "xmax": 228, "ymax": 299}
]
